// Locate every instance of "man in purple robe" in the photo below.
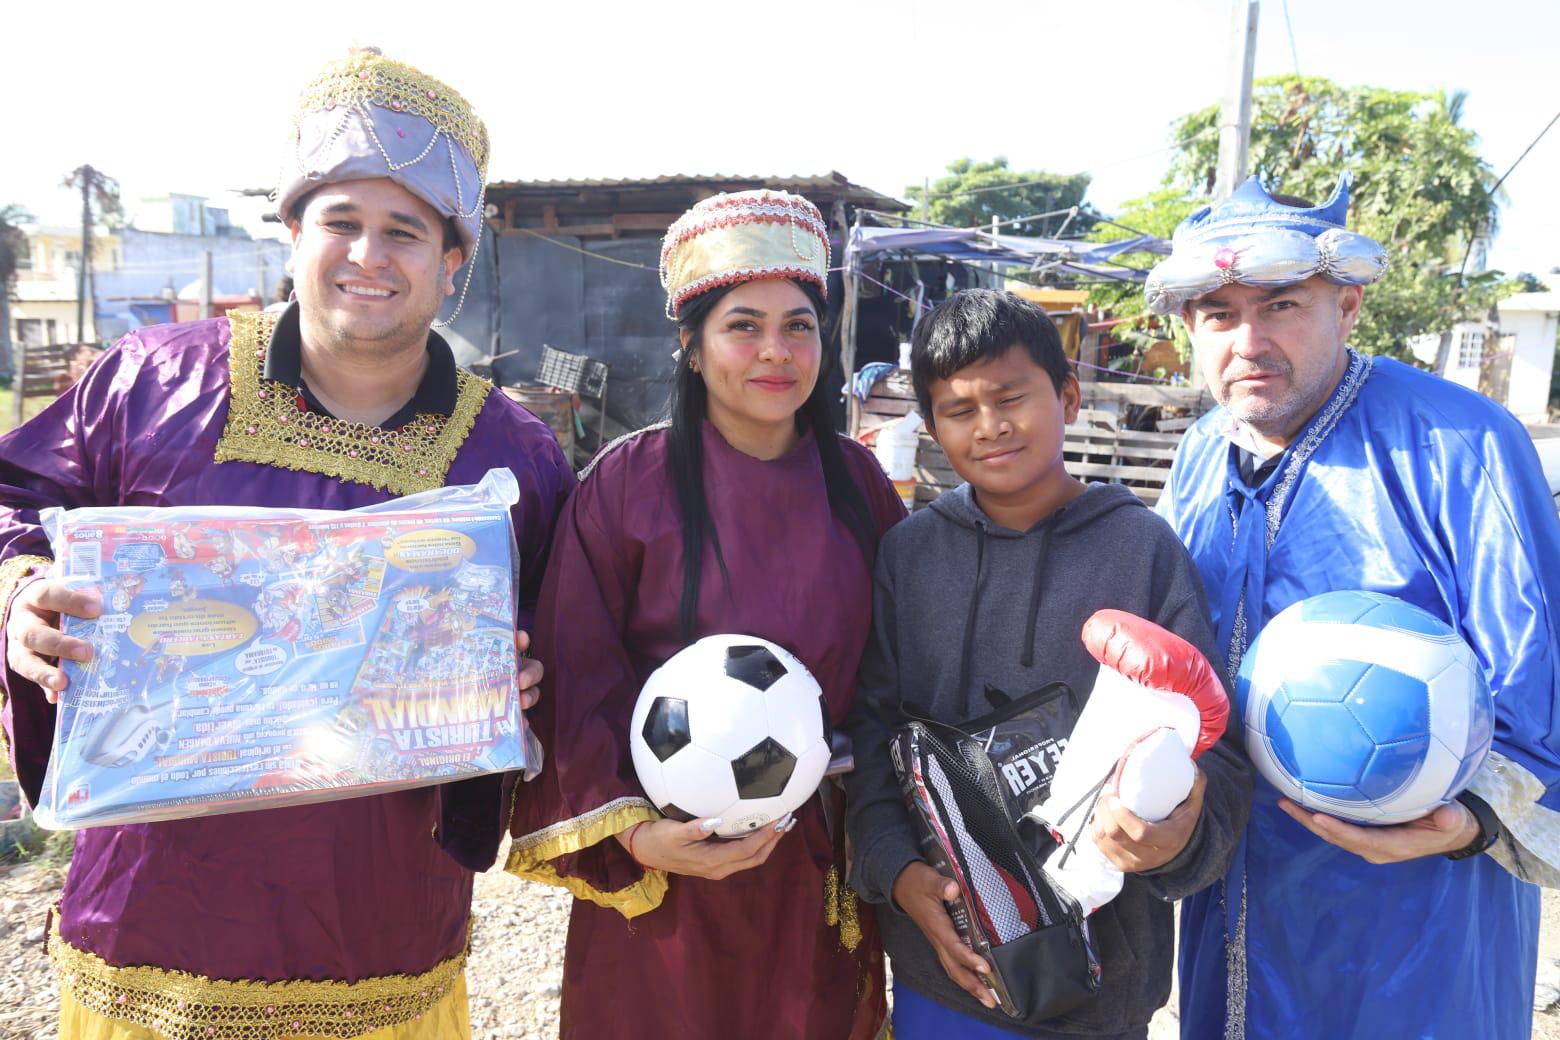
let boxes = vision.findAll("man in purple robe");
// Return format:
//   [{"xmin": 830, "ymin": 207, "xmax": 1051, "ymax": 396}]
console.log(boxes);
[{"xmin": 0, "ymin": 49, "xmax": 572, "ymax": 1040}]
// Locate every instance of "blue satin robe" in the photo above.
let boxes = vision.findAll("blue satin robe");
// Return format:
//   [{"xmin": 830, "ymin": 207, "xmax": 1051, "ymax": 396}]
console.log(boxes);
[{"xmin": 1159, "ymin": 352, "xmax": 1560, "ymax": 1039}]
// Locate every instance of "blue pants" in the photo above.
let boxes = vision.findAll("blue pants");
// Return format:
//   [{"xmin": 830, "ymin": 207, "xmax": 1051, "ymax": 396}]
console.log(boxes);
[
  {"xmin": 891, "ymin": 985, "xmax": 1030, "ymax": 1039},
  {"xmin": 891, "ymin": 984, "xmax": 1151, "ymax": 1040}
]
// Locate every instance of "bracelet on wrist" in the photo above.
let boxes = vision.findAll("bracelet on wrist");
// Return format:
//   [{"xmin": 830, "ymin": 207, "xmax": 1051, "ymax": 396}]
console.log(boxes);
[
  {"xmin": 626, "ymin": 821, "xmax": 648, "ymax": 868},
  {"xmin": 1448, "ymin": 791, "xmax": 1501, "ymax": 861}
]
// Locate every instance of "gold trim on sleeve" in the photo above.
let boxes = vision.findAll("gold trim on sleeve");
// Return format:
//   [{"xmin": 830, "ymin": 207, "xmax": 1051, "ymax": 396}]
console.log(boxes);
[
  {"xmin": 823, "ymin": 865, "xmax": 864, "ymax": 952},
  {"xmin": 48, "ymin": 912, "xmax": 468, "ymax": 1040},
  {"xmin": 0, "ymin": 553, "xmax": 50, "ymax": 618},
  {"xmin": 505, "ymin": 797, "xmax": 668, "ymax": 919},
  {"xmin": 214, "ymin": 311, "xmax": 491, "ymax": 496},
  {"xmin": 0, "ymin": 553, "xmax": 52, "ymax": 768}
]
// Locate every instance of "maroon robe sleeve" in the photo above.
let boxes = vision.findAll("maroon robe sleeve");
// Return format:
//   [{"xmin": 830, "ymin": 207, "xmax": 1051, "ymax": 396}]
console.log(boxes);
[
  {"xmin": 506, "ymin": 456, "xmax": 667, "ymax": 917},
  {"xmin": 0, "ymin": 338, "xmax": 142, "ymax": 803},
  {"xmin": 435, "ymin": 397, "xmax": 575, "ymax": 870}
]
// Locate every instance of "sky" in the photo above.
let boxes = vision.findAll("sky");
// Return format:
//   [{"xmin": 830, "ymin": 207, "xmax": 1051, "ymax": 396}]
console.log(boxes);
[{"xmin": 5, "ymin": 0, "xmax": 1557, "ymax": 280}]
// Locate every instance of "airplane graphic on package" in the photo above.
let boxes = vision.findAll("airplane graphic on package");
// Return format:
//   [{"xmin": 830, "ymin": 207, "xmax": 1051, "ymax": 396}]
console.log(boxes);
[{"xmin": 33, "ymin": 469, "xmax": 528, "ymax": 829}]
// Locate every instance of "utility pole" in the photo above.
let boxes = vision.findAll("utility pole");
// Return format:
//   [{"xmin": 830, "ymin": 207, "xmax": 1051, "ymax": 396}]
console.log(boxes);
[
  {"xmin": 1213, "ymin": 0, "xmax": 1260, "ymax": 202},
  {"xmin": 200, "ymin": 251, "xmax": 214, "ymax": 320},
  {"xmin": 255, "ymin": 240, "xmax": 268, "ymax": 304},
  {"xmin": 75, "ymin": 165, "xmax": 95, "ymax": 340},
  {"xmin": 64, "ymin": 164, "xmax": 117, "ymax": 342}
]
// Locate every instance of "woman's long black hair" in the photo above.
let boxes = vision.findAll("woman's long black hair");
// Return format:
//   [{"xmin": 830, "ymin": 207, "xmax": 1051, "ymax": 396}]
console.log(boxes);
[{"xmin": 666, "ymin": 279, "xmax": 877, "ymax": 642}]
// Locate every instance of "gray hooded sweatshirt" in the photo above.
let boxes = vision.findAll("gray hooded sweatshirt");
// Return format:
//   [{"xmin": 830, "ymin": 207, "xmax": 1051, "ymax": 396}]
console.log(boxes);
[{"xmin": 842, "ymin": 482, "xmax": 1251, "ymax": 1038}]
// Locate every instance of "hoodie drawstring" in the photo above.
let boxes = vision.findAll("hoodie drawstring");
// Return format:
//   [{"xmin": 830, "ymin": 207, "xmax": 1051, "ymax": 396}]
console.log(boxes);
[
  {"xmin": 954, "ymin": 522, "xmax": 987, "ymax": 714},
  {"xmin": 1020, "ymin": 524, "xmax": 1052, "ymax": 668}
]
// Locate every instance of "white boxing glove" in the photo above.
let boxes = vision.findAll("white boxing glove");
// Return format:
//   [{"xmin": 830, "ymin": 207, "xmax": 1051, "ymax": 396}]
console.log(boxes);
[{"xmin": 1034, "ymin": 610, "xmax": 1227, "ymax": 916}]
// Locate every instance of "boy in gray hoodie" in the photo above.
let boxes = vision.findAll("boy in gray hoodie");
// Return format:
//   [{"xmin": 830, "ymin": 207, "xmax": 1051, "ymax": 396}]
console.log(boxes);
[{"xmin": 843, "ymin": 290, "xmax": 1251, "ymax": 1039}]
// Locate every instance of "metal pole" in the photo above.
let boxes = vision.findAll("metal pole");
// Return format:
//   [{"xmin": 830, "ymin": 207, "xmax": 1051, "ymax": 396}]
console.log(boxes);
[
  {"xmin": 76, "ymin": 170, "xmax": 92, "ymax": 339},
  {"xmin": 991, "ymin": 215, "xmax": 1001, "ymax": 288},
  {"xmin": 842, "ymin": 211, "xmax": 862, "ymax": 423},
  {"xmin": 1214, "ymin": 0, "xmax": 1260, "ymax": 202},
  {"xmin": 200, "ymin": 250, "xmax": 214, "ymax": 320}
]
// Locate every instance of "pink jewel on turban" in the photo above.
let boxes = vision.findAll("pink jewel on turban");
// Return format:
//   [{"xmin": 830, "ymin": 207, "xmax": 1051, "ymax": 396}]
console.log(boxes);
[{"xmin": 1213, "ymin": 247, "xmax": 1238, "ymax": 270}]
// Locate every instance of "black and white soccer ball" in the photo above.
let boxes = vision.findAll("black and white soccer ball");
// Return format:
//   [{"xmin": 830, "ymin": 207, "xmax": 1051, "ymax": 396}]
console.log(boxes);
[{"xmin": 629, "ymin": 634, "xmax": 832, "ymax": 837}]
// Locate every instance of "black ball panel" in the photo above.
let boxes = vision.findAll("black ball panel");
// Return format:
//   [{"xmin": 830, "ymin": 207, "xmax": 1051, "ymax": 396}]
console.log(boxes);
[
  {"xmin": 731, "ymin": 736, "xmax": 797, "ymax": 799},
  {"xmin": 818, "ymin": 694, "xmax": 833, "ymax": 746},
  {"xmin": 642, "ymin": 696, "xmax": 692, "ymax": 762},
  {"xmin": 724, "ymin": 645, "xmax": 787, "ymax": 692},
  {"xmin": 660, "ymin": 802, "xmax": 697, "ymax": 823}
]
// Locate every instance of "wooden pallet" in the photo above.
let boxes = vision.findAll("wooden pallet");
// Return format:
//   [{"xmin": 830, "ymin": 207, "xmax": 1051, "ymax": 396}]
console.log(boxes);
[{"xmin": 12, "ymin": 343, "xmax": 96, "ymax": 428}]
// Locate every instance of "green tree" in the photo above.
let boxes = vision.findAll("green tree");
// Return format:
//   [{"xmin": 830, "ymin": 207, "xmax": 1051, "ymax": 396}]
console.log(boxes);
[
  {"xmin": 0, "ymin": 204, "xmax": 32, "ymax": 380},
  {"xmin": 906, "ymin": 157, "xmax": 1098, "ymax": 238},
  {"xmin": 1090, "ymin": 76, "xmax": 1505, "ymax": 359}
]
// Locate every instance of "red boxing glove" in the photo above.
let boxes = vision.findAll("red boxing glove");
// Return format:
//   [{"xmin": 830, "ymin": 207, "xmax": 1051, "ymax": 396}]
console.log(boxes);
[{"xmin": 1081, "ymin": 609, "xmax": 1228, "ymax": 758}]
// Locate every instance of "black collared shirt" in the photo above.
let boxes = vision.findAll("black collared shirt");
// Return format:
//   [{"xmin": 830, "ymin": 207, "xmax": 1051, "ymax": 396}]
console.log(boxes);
[
  {"xmin": 1236, "ymin": 445, "xmax": 1283, "ymax": 488},
  {"xmin": 261, "ymin": 302, "xmax": 459, "ymax": 430}
]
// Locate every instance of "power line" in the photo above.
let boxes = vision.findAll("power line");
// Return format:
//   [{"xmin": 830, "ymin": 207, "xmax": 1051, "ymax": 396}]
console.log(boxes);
[
  {"xmin": 1281, "ymin": 0, "xmax": 1301, "ymax": 75},
  {"xmin": 1457, "ymin": 107, "xmax": 1560, "ymax": 284},
  {"xmin": 1487, "ymin": 108, "xmax": 1560, "ymax": 200},
  {"xmin": 506, "ymin": 226, "xmax": 656, "ymax": 271}
]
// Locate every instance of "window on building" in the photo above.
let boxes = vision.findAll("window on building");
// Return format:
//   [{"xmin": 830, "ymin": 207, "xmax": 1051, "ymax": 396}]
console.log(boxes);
[{"xmin": 1458, "ymin": 329, "xmax": 1483, "ymax": 369}]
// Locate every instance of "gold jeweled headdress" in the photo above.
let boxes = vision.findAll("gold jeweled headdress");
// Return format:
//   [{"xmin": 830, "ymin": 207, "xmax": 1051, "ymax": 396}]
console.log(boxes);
[
  {"xmin": 659, "ymin": 189, "xmax": 831, "ymax": 319},
  {"xmin": 275, "ymin": 49, "xmax": 490, "ymax": 319}
]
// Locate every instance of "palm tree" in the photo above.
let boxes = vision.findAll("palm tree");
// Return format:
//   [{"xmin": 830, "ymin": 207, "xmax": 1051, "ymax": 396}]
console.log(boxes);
[{"xmin": 0, "ymin": 203, "xmax": 32, "ymax": 380}]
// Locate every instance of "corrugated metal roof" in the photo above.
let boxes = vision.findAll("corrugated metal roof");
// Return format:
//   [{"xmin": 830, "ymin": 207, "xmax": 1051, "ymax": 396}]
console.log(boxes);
[{"xmin": 486, "ymin": 171, "xmax": 909, "ymax": 209}]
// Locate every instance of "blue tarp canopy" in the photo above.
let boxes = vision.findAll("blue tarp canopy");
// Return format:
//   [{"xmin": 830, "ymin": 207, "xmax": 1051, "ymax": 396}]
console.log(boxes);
[{"xmin": 846, "ymin": 225, "xmax": 1169, "ymax": 282}]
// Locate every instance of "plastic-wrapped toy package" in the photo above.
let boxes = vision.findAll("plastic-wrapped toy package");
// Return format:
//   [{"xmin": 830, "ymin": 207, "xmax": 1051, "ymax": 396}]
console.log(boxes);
[{"xmin": 33, "ymin": 468, "xmax": 531, "ymax": 829}]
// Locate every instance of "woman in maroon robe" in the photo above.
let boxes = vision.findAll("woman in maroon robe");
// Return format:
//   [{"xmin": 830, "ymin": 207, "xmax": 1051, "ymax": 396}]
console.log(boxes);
[{"xmin": 507, "ymin": 190, "xmax": 904, "ymax": 1038}]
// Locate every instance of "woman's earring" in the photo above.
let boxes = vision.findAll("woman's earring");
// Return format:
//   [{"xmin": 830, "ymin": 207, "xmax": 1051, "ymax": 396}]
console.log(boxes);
[{"xmin": 689, "ymin": 358, "xmax": 700, "ymax": 373}]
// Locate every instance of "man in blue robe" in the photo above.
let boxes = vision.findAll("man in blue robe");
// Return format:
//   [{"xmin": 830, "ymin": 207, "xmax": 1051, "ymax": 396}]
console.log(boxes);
[{"xmin": 1150, "ymin": 174, "xmax": 1560, "ymax": 1038}]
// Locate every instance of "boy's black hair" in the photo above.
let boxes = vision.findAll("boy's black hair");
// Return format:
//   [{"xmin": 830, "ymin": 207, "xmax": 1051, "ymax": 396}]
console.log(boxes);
[{"xmin": 910, "ymin": 289, "xmax": 1073, "ymax": 422}]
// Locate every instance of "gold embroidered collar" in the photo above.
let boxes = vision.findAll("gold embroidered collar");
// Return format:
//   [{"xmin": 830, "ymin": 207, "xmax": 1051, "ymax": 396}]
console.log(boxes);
[{"xmin": 215, "ymin": 310, "xmax": 490, "ymax": 495}]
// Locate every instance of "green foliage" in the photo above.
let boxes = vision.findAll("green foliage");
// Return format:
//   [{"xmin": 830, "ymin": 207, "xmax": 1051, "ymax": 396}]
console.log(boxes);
[
  {"xmin": 1085, "ymin": 188, "xmax": 1200, "ymax": 336},
  {"xmin": 1089, "ymin": 76, "xmax": 1504, "ymax": 359},
  {"xmin": 0, "ymin": 203, "xmax": 30, "ymax": 294},
  {"xmin": 906, "ymin": 157, "xmax": 1099, "ymax": 238}
]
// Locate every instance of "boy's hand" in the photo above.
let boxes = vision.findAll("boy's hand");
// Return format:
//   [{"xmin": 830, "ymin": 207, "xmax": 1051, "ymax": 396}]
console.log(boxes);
[
  {"xmin": 1093, "ymin": 766, "xmax": 1206, "ymax": 872},
  {"xmin": 892, "ymin": 861, "xmax": 998, "ymax": 1010}
]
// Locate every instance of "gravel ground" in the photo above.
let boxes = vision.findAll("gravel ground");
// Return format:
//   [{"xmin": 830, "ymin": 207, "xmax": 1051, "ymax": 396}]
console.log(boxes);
[{"xmin": 4, "ymin": 847, "xmax": 1560, "ymax": 1040}]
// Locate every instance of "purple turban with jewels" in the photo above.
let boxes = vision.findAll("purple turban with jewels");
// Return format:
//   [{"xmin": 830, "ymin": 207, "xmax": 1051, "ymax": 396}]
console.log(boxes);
[
  {"xmin": 275, "ymin": 49, "xmax": 489, "ymax": 261},
  {"xmin": 1144, "ymin": 172, "xmax": 1388, "ymax": 314}
]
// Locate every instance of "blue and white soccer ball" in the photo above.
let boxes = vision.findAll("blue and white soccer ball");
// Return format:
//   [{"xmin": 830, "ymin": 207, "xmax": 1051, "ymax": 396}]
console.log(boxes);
[{"xmin": 1238, "ymin": 590, "xmax": 1494, "ymax": 826}]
